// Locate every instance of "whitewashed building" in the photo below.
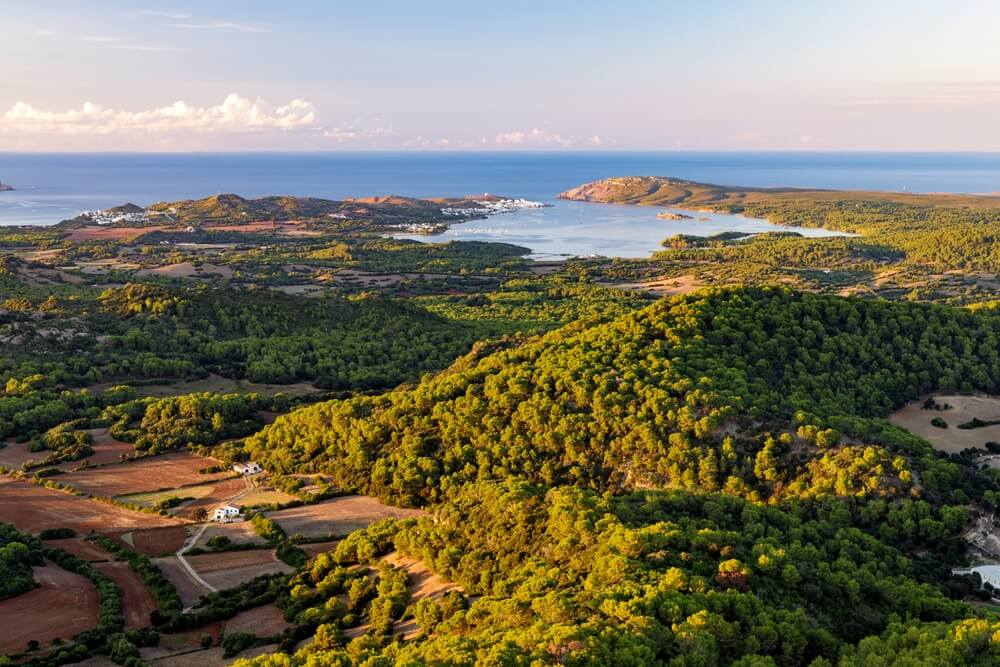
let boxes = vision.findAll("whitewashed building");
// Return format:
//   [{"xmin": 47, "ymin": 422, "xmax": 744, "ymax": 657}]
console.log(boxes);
[
  {"xmin": 212, "ymin": 505, "xmax": 242, "ymax": 522},
  {"xmin": 232, "ymin": 461, "xmax": 262, "ymax": 475}
]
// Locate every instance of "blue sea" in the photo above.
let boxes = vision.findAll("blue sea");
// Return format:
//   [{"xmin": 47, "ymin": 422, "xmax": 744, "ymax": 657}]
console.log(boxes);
[{"xmin": 2, "ymin": 152, "xmax": 999, "ymax": 257}]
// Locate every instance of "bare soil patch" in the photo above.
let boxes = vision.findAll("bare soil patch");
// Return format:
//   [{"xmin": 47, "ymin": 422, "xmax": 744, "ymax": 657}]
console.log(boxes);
[
  {"xmin": 61, "ymin": 452, "xmax": 228, "ymax": 497},
  {"xmin": 193, "ymin": 522, "xmax": 265, "ymax": 550},
  {"xmin": 299, "ymin": 540, "xmax": 340, "ymax": 558},
  {"xmin": 0, "ymin": 564, "xmax": 98, "ymax": 654},
  {"xmin": 186, "ymin": 549, "xmax": 294, "ymax": 589},
  {"xmin": 223, "ymin": 604, "xmax": 291, "ymax": 636},
  {"xmin": 0, "ymin": 439, "xmax": 40, "ymax": 469},
  {"xmin": 45, "ymin": 537, "xmax": 112, "ymax": 561},
  {"xmin": 612, "ymin": 273, "xmax": 705, "ymax": 296},
  {"xmin": 94, "ymin": 561, "xmax": 158, "ymax": 629},
  {"xmin": 145, "ymin": 644, "xmax": 277, "ymax": 667},
  {"xmin": 135, "ymin": 262, "xmax": 234, "ymax": 279},
  {"xmin": 106, "ymin": 525, "xmax": 191, "ymax": 557},
  {"xmin": 0, "ymin": 477, "xmax": 182, "ymax": 534},
  {"xmin": 266, "ymin": 495, "xmax": 423, "ymax": 538},
  {"xmin": 57, "ymin": 429, "xmax": 135, "ymax": 471},
  {"xmin": 67, "ymin": 226, "xmax": 166, "ymax": 242},
  {"xmin": 890, "ymin": 394, "xmax": 1000, "ymax": 454},
  {"xmin": 153, "ymin": 556, "xmax": 210, "ymax": 608}
]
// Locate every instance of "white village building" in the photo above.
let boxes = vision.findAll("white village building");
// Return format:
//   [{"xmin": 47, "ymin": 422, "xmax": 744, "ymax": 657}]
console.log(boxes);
[
  {"xmin": 212, "ymin": 505, "xmax": 243, "ymax": 522},
  {"xmin": 232, "ymin": 461, "xmax": 263, "ymax": 475}
]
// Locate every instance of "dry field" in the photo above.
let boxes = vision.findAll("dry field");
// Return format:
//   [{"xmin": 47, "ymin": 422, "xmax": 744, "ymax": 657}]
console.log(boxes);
[
  {"xmin": 135, "ymin": 262, "xmax": 234, "ymax": 279},
  {"xmin": 118, "ymin": 476, "xmax": 246, "ymax": 519},
  {"xmin": 889, "ymin": 394, "xmax": 1000, "ymax": 453},
  {"xmin": 153, "ymin": 556, "xmax": 211, "ymax": 608},
  {"xmin": 60, "ymin": 452, "xmax": 228, "ymax": 497},
  {"xmin": 383, "ymin": 552, "xmax": 462, "ymax": 640},
  {"xmin": 223, "ymin": 604, "xmax": 291, "ymax": 636},
  {"xmin": 106, "ymin": 525, "xmax": 191, "ymax": 557},
  {"xmin": 44, "ymin": 537, "xmax": 112, "ymax": 561},
  {"xmin": 144, "ymin": 644, "xmax": 277, "ymax": 667},
  {"xmin": 299, "ymin": 540, "xmax": 340, "ymax": 558},
  {"xmin": 266, "ymin": 495, "xmax": 424, "ymax": 538},
  {"xmin": 94, "ymin": 561, "xmax": 158, "ymax": 629},
  {"xmin": 192, "ymin": 522, "xmax": 265, "ymax": 549},
  {"xmin": 611, "ymin": 273, "xmax": 706, "ymax": 296},
  {"xmin": 66, "ymin": 226, "xmax": 166, "ymax": 242},
  {"xmin": 0, "ymin": 429, "xmax": 132, "ymax": 472},
  {"xmin": 0, "ymin": 477, "xmax": 181, "ymax": 534},
  {"xmin": 0, "ymin": 564, "xmax": 98, "ymax": 654},
  {"xmin": 186, "ymin": 549, "xmax": 294, "ymax": 589}
]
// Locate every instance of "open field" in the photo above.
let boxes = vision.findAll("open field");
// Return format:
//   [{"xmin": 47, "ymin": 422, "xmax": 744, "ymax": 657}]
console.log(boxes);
[
  {"xmin": 0, "ymin": 564, "xmax": 98, "ymax": 654},
  {"xmin": 153, "ymin": 556, "xmax": 211, "ymax": 608},
  {"xmin": 0, "ymin": 477, "xmax": 182, "ymax": 534},
  {"xmin": 61, "ymin": 452, "xmax": 229, "ymax": 497},
  {"xmin": 383, "ymin": 551, "xmax": 462, "ymax": 640},
  {"xmin": 889, "ymin": 394, "xmax": 1000, "ymax": 453},
  {"xmin": 44, "ymin": 537, "xmax": 112, "ymax": 561},
  {"xmin": 0, "ymin": 428, "xmax": 132, "ymax": 472},
  {"xmin": 66, "ymin": 226, "xmax": 167, "ymax": 242},
  {"xmin": 135, "ymin": 262, "xmax": 234, "ymax": 279},
  {"xmin": 186, "ymin": 549, "xmax": 294, "ymax": 589},
  {"xmin": 118, "ymin": 476, "xmax": 247, "ymax": 518},
  {"xmin": 94, "ymin": 561, "xmax": 158, "ymax": 629},
  {"xmin": 610, "ymin": 273, "xmax": 706, "ymax": 296},
  {"xmin": 192, "ymin": 522, "xmax": 264, "ymax": 549},
  {"xmin": 299, "ymin": 540, "xmax": 340, "ymax": 558},
  {"xmin": 0, "ymin": 439, "xmax": 42, "ymax": 469},
  {"xmin": 106, "ymin": 525, "xmax": 191, "ymax": 557},
  {"xmin": 222, "ymin": 604, "xmax": 291, "ymax": 636},
  {"xmin": 266, "ymin": 495, "xmax": 424, "ymax": 538},
  {"xmin": 145, "ymin": 644, "xmax": 277, "ymax": 667}
]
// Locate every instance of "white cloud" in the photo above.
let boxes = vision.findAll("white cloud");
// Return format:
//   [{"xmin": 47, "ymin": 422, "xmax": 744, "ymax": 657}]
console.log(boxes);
[
  {"xmin": 1, "ymin": 94, "xmax": 318, "ymax": 136},
  {"xmin": 35, "ymin": 29, "xmax": 56, "ymax": 37},
  {"xmin": 169, "ymin": 21, "xmax": 268, "ymax": 33},
  {"xmin": 494, "ymin": 128, "xmax": 572, "ymax": 146}
]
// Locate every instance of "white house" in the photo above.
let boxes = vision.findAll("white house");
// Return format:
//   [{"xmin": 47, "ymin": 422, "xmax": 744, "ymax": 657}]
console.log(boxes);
[
  {"xmin": 232, "ymin": 461, "xmax": 263, "ymax": 475},
  {"xmin": 212, "ymin": 505, "xmax": 243, "ymax": 522}
]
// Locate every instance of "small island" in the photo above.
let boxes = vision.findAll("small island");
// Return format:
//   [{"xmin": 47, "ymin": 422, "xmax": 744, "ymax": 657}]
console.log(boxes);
[
  {"xmin": 657, "ymin": 211, "xmax": 693, "ymax": 220},
  {"xmin": 0, "ymin": 181, "xmax": 13, "ymax": 191}
]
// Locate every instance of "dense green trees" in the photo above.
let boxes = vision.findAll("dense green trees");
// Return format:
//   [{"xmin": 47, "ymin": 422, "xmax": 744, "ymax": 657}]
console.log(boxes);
[
  {"xmin": 0, "ymin": 523, "xmax": 44, "ymax": 599},
  {"xmin": 246, "ymin": 287, "xmax": 1000, "ymax": 506}
]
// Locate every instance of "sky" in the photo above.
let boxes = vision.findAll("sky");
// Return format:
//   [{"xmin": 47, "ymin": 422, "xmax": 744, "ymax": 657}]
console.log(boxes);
[{"xmin": 3, "ymin": 0, "xmax": 1000, "ymax": 151}]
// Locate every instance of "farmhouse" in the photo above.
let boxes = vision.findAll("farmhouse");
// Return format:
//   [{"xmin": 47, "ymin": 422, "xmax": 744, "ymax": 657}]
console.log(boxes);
[
  {"xmin": 233, "ymin": 461, "xmax": 263, "ymax": 475},
  {"xmin": 212, "ymin": 505, "xmax": 242, "ymax": 522}
]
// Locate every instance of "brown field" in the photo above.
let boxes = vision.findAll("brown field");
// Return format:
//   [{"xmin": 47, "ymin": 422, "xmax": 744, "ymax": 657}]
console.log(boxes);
[
  {"xmin": 106, "ymin": 525, "xmax": 191, "ymax": 557},
  {"xmin": 192, "ymin": 522, "xmax": 265, "ymax": 549},
  {"xmin": 67, "ymin": 226, "xmax": 166, "ymax": 242},
  {"xmin": 139, "ymin": 624, "xmax": 222, "ymax": 662},
  {"xmin": 45, "ymin": 537, "xmax": 112, "ymax": 561},
  {"xmin": 153, "ymin": 556, "xmax": 211, "ymax": 608},
  {"xmin": 135, "ymin": 262, "xmax": 234, "ymax": 279},
  {"xmin": 223, "ymin": 604, "xmax": 291, "ymax": 636},
  {"xmin": 611, "ymin": 273, "xmax": 706, "ymax": 296},
  {"xmin": 890, "ymin": 394, "xmax": 1000, "ymax": 453},
  {"xmin": 266, "ymin": 495, "xmax": 423, "ymax": 538},
  {"xmin": 299, "ymin": 540, "xmax": 340, "ymax": 558},
  {"xmin": 186, "ymin": 549, "xmax": 294, "ymax": 589},
  {"xmin": 57, "ymin": 429, "xmax": 135, "ymax": 471},
  {"xmin": 0, "ymin": 564, "xmax": 98, "ymax": 654},
  {"xmin": 119, "ymin": 476, "xmax": 248, "ymax": 519},
  {"xmin": 0, "ymin": 429, "xmax": 133, "ymax": 472},
  {"xmin": 0, "ymin": 477, "xmax": 182, "ymax": 534},
  {"xmin": 144, "ymin": 644, "xmax": 277, "ymax": 667},
  {"xmin": 94, "ymin": 561, "xmax": 158, "ymax": 629},
  {"xmin": 61, "ymin": 452, "xmax": 229, "ymax": 497},
  {"xmin": 0, "ymin": 439, "xmax": 41, "ymax": 469}
]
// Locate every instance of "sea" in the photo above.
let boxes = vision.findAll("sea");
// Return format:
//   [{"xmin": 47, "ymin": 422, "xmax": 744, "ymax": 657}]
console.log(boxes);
[{"xmin": 3, "ymin": 151, "xmax": 1000, "ymax": 258}]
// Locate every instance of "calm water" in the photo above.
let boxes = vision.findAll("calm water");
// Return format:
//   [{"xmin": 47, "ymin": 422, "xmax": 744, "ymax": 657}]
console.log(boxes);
[{"xmin": 2, "ymin": 152, "xmax": 999, "ymax": 256}]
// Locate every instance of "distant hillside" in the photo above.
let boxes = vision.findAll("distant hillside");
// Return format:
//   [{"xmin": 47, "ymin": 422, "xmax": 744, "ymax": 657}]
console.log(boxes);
[
  {"xmin": 0, "ymin": 181, "xmax": 12, "ymax": 192},
  {"xmin": 558, "ymin": 175, "xmax": 1000, "ymax": 210},
  {"xmin": 143, "ymin": 192, "xmax": 515, "ymax": 226}
]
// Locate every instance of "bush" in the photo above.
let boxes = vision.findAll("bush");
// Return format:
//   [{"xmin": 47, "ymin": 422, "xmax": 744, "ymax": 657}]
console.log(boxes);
[
  {"xmin": 38, "ymin": 528, "xmax": 76, "ymax": 540},
  {"xmin": 221, "ymin": 632, "xmax": 261, "ymax": 658},
  {"xmin": 931, "ymin": 417, "xmax": 948, "ymax": 429}
]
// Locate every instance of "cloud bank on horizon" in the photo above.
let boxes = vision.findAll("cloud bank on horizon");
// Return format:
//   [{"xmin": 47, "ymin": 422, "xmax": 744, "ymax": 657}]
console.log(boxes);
[{"xmin": 4, "ymin": 0, "xmax": 1000, "ymax": 151}]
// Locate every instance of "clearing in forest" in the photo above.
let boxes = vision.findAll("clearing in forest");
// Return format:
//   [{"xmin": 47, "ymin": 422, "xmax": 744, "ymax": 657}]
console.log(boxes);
[
  {"xmin": 266, "ymin": 495, "xmax": 424, "ymax": 538},
  {"xmin": 890, "ymin": 394, "xmax": 1000, "ymax": 454},
  {"xmin": 0, "ymin": 564, "xmax": 99, "ymax": 654}
]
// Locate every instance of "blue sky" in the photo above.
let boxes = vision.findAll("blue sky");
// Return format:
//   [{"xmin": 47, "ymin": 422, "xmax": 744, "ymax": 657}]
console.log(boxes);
[{"xmin": 3, "ymin": 1, "xmax": 1000, "ymax": 150}]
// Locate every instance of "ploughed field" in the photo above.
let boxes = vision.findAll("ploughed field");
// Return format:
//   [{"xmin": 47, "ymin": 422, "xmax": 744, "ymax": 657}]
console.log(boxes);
[
  {"xmin": 265, "ymin": 494, "xmax": 424, "ymax": 538},
  {"xmin": 58, "ymin": 452, "xmax": 230, "ymax": 497},
  {"xmin": 0, "ymin": 564, "xmax": 99, "ymax": 654}
]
